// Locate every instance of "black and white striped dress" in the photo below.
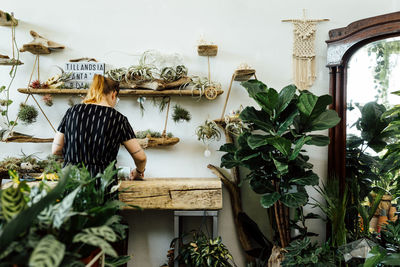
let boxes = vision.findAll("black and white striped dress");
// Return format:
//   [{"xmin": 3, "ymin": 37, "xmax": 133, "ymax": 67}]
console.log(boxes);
[{"xmin": 57, "ymin": 103, "xmax": 136, "ymax": 177}]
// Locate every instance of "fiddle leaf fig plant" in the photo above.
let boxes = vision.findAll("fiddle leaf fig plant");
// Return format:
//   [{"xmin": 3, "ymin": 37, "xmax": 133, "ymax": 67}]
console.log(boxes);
[{"xmin": 220, "ymin": 80, "xmax": 340, "ymax": 246}]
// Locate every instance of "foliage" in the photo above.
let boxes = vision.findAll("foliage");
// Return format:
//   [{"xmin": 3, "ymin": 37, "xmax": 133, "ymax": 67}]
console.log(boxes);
[
  {"xmin": 367, "ymin": 39, "xmax": 400, "ymax": 107},
  {"xmin": 196, "ymin": 120, "xmax": 221, "ymax": 143},
  {"xmin": 220, "ymin": 80, "xmax": 340, "ymax": 210},
  {"xmin": 0, "ymin": 162, "xmax": 131, "ymax": 266},
  {"xmin": 312, "ymin": 178, "xmax": 347, "ymax": 247},
  {"xmin": 282, "ymin": 238, "xmax": 336, "ymax": 267},
  {"xmin": 346, "ymin": 101, "xmax": 396, "ymax": 240},
  {"xmin": 172, "ymin": 104, "xmax": 191, "ymax": 123},
  {"xmin": 186, "ymin": 76, "xmax": 221, "ymax": 99},
  {"xmin": 135, "ymin": 129, "xmax": 173, "ymax": 139},
  {"xmin": 177, "ymin": 231, "xmax": 234, "ymax": 267},
  {"xmin": 18, "ymin": 103, "xmax": 38, "ymax": 124}
]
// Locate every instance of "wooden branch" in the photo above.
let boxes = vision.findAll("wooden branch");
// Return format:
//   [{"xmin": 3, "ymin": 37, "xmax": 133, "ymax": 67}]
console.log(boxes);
[
  {"xmin": 4, "ymin": 136, "xmax": 54, "ymax": 143},
  {"xmin": 146, "ymin": 137, "xmax": 179, "ymax": 148},
  {"xmin": 0, "ymin": 57, "xmax": 23, "ymax": 66},
  {"xmin": 234, "ymin": 69, "xmax": 256, "ymax": 81},
  {"xmin": 0, "ymin": 10, "xmax": 17, "ymax": 26},
  {"xmin": 119, "ymin": 178, "xmax": 222, "ymax": 210},
  {"xmin": 20, "ymin": 31, "xmax": 65, "ymax": 55},
  {"xmin": 197, "ymin": 45, "xmax": 218, "ymax": 56},
  {"xmin": 17, "ymin": 88, "xmax": 224, "ymax": 98},
  {"xmin": 120, "ymin": 76, "xmax": 191, "ymax": 90}
]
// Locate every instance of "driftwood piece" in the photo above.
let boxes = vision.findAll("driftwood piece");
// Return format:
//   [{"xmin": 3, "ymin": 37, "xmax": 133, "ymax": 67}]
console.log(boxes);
[
  {"xmin": 4, "ymin": 136, "xmax": 54, "ymax": 143},
  {"xmin": 0, "ymin": 10, "xmax": 17, "ymax": 26},
  {"xmin": 119, "ymin": 76, "xmax": 191, "ymax": 91},
  {"xmin": 119, "ymin": 178, "xmax": 223, "ymax": 210},
  {"xmin": 20, "ymin": 31, "xmax": 65, "ymax": 55},
  {"xmin": 146, "ymin": 137, "xmax": 179, "ymax": 148},
  {"xmin": 18, "ymin": 88, "xmax": 224, "ymax": 98},
  {"xmin": 268, "ymin": 246, "xmax": 285, "ymax": 267},
  {"xmin": 197, "ymin": 45, "xmax": 218, "ymax": 56},
  {"xmin": 69, "ymin": 57, "xmax": 98, "ymax": 62},
  {"xmin": 234, "ymin": 69, "xmax": 256, "ymax": 81},
  {"xmin": 0, "ymin": 55, "xmax": 23, "ymax": 66}
]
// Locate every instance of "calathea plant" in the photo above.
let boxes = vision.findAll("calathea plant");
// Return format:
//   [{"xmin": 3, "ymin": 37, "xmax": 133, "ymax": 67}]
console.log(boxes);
[{"xmin": 220, "ymin": 80, "xmax": 340, "ymax": 247}]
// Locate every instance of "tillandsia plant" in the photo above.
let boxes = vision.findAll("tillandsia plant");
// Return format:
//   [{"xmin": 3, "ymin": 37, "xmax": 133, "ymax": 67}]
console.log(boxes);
[
  {"xmin": 172, "ymin": 104, "xmax": 191, "ymax": 123},
  {"xmin": 135, "ymin": 129, "xmax": 173, "ymax": 139},
  {"xmin": 0, "ymin": 162, "xmax": 132, "ymax": 266},
  {"xmin": 196, "ymin": 119, "xmax": 221, "ymax": 143},
  {"xmin": 18, "ymin": 103, "xmax": 38, "ymax": 124},
  {"xmin": 185, "ymin": 76, "xmax": 221, "ymax": 99},
  {"xmin": 220, "ymin": 80, "xmax": 340, "ymax": 248}
]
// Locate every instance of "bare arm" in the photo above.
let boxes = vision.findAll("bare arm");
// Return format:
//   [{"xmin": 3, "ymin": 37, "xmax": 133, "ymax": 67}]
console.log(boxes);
[
  {"xmin": 123, "ymin": 138, "xmax": 147, "ymax": 180},
  {"xmin": 52, "ymin": 132, "xmax": 64, "ymax": 156}
]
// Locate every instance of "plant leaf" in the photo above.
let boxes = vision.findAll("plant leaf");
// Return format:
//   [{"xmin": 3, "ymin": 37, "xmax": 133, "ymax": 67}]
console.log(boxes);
[
  {"xmin": 280, "ymin": 191, "xmax": 308, "ymax": 208},
  {"xmin": 53, "ymin": 186, "xmax": 80, "ymax": 229},
  {"xmin": 310, "ymin": 110, "xmax": 341, "ymax": 131},
  {"xmin": 73, "ymin": 233, "xmax": 117, "ymax": 257},
  {"xmin": 260, "ymin": 192, "xmax": 281, "ymax": 208},
  {"xmin": 29, "ymin": 235, "xmax": 65, "ymax": 267}
]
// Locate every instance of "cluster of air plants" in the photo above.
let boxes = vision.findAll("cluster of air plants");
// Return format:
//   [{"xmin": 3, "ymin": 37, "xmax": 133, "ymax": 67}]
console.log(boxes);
[
  {"xmin": 135, "ymin": 129, "xmax": 173, "ymax": 139},
  {"xmin": 106, "ymin": 51, "xmax": 188, "ymax": 84},
  {"xmin": 184, "ymin": 76, "xmax": 221, "ymax": 98},
  {"xmin": 29, "ymin": 67, "xmax": 73, "ymax": 89},
  {"xmin": 17, "ymin": 103, "xmax": 38, "ymax": 124},
  {"xmin": 195, "ymin": 119, "xmax": 221, "ymax": 143},
  {"xmin": 172, "ymin": 104, "xmax": 191, "ymax": 123}
]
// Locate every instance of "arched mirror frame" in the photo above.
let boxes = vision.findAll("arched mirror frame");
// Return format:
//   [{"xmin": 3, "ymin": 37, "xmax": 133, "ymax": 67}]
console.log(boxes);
[{"xmin": 327, "ymin": 11, "xmax": 400, "ymax": 192}]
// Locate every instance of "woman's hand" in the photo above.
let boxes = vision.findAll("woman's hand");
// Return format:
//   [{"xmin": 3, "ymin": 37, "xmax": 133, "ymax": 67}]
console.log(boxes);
[{"xmin": 130, "ymin": 168, "xmax": 144, "ymax": 180}]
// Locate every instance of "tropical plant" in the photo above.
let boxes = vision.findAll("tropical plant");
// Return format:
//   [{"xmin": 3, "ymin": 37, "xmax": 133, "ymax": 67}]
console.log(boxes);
[
  {"xmin": 0, "ymin": 162, "xmax": 131, "ymax": 266},
  {"xmin": 346, "ymin": 101, "xmax": 396, "ymax": 239},
  {"xmin": 282, "ymin": 237, "xmax": 336, "ymax": 267},
  {"xmin": 220, "ymin": 80, "xmax": 340, "ymax": 247},
  {"xmin": 176, "ymin": 231, "xmax": 235, "ymax": 267},
  {"xmin": 312, "ymin": 177, "xmax": 348, "ymax": 247}
]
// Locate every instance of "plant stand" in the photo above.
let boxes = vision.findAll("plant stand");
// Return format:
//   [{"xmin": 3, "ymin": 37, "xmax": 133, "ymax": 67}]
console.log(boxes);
[{"xmin": 173, "ymin": 210, "xmax": 219, "ymax": 267}]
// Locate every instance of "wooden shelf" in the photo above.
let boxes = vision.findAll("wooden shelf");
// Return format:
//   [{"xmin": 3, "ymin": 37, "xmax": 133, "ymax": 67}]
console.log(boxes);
[{"xmin": 18, "ymin": 88, "xmax": 224, "ymax": 98}]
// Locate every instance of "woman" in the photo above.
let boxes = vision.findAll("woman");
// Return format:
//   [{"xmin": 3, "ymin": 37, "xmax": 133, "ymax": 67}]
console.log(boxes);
[{"xmin": 52, "ymin": 74, "xmax": 146, "ymax": 180}]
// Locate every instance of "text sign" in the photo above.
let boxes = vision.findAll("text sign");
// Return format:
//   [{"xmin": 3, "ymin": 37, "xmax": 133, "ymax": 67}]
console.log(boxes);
[{"xmin": 64, "ymin": 62, "xmax": 105, "ymax": 89}]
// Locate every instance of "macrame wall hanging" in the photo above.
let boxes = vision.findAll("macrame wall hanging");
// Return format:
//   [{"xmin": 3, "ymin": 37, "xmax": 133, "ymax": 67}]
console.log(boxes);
[{"xmin": 282, "ymin": 10, "xmax": 329, "ymax": 90}]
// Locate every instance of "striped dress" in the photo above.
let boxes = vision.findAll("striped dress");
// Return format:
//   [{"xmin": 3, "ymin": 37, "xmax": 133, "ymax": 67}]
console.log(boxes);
[{"xmin": 57, "ymin": 103, "xmax": 136, "ymax": 177}]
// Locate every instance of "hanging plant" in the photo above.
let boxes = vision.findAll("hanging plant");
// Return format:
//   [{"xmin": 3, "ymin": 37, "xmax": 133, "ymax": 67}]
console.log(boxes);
[
  {"xmin": 18, "ymin": 103, "xmax": 38, "ymax": 124},
  {"xmin": 172, "ymin": 104, "xmax": 191, "ymax": 123},
  {"xmin": 185, "ymin": 76, "xmax": 221, "ymax": 99},
  {"xmin": 42, "ymin": 94, "xmax": 53, "ymax": 107},
  {"xmin": 196, "ymin": 119, "xmax": 221, "ymax": 143}
]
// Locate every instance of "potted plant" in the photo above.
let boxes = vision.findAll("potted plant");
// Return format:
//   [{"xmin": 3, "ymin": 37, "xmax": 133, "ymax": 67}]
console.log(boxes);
[
  {"xmin": 220, "ymin": 79, "xmax": 340, "ymax": 250},
  {"xmin": 0, "ymin": 162, "xmax": 131, "ymax": 266}
]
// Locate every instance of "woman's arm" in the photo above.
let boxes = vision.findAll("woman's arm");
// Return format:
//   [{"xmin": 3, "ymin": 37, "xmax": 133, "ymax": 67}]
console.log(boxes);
[
  {"xmin": 123, "ymin": 138, "xmax": 147, "ymax": 180},
  {"xmin": 52, "ymin": 132, "xmax": 65, "ymax": 156}
]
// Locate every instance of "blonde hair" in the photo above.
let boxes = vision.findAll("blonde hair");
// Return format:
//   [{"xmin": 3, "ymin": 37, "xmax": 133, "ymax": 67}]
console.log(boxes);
[{"xmin": 83, "ymin": 74, "xmax": 119, "ymax": 104}]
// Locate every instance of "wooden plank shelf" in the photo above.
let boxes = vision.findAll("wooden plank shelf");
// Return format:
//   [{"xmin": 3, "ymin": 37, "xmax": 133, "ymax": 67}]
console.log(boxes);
[
  {"xmin": 17, "ymin": 88, "xmax": 224, "ymax": 98},
  {"xmin": 119, "ymin": 178, "xmax": 222, "ymax": 210}
]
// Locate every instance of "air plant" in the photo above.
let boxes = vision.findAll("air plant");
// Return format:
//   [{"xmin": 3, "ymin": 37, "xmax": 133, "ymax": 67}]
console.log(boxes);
[
  {"xmin": 105, "ymin": 67, "xmax": 127, "ymax": 82},
  {"xmin": 175, "ymin": 65, "xmax": 188, "ymax": 79},
  {"xmin": 160, "ymin": 67, "xmax": 176, "ymax": 82},
  {"xmin": 196, "ymin": 119, "xmax": 221, "ymax": 143},
  {"xmin": 172, "ymin": 104, "xmax": 191, "ymax": 123},
  {"xmin": 136, "ymin": 129, "xmax": 173, "ymax": 139},
  {"xmin": 18, "ymin": 103, "xmax": 38, "ymax": 124},
  {"xmin": 42, "ymin": 94, "xmax": 53, "ymax": 107},
  {"xmin": 137, "ymin": 97, "xmax": 146, "ymax": 116},
  {"xmin": 43, "ymin": 66, "xmax": 73, "ymax": 89},
  {"xmin": 225, "ymin": 118, "xmax": 250, "ymax": 136},
  {"xmin": 186, "ymin": 76, "xmax": 221, "ymax": 99},
  {"xmin": 29, "ymin": 80, "xmax": 42, "ymax": 89},
  {"xmin": 153, "ymin": 96, "xmax": 170, "ymax": 112}
]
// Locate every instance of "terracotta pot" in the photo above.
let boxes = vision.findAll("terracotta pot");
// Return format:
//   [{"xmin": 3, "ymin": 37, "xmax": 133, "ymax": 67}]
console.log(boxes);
[
  {"xmin": 389, "ymin": 206, "xmax": 398, "ymax": 222},
  {"xmin": 373, "ymin": 194, "xmax": 392, "ymax": 216}
]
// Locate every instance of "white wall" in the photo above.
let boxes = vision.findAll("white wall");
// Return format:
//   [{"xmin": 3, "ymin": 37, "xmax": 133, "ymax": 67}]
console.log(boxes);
[{"xmin": 1, "ymin": 1, "xmax": 399, "ymax": 266}]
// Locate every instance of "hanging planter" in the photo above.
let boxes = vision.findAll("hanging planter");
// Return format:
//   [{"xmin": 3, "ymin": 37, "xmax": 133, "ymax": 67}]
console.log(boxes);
[{"xmin": 197, "ymin": 44, "xmax": 218, "ymax": 56}]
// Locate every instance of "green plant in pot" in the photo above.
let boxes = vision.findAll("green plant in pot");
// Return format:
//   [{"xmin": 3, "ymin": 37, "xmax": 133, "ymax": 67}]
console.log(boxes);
[
  {"xmin": 220, "ymin": 79, "xmax": 340, "ymax": 248},
  {"xmin": 0, "ymin": 162, "xmax": 132, "ymax": 266}
]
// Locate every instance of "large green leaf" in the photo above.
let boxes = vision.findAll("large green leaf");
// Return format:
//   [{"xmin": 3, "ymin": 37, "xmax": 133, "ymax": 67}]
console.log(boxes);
[
  {"xmin": 241, "ymin": 79, "xmax": 268, "ymax": 99},
  {"xmin": 73, "ymin": 232, "xmax": 117, "ymax": 257},
  {"xmin": 277, "ymin": 109, "xmax": 299, "ymax": 135},
  {"xmin": 290, "ymin": 171, "xmax": 319, "ymax": 186},
  {"xmin": 297, "ymin": 93, "xmax": 318, "ymax": 117},
  {"xmin": 0, "ymin": 167, "xmax": 70, "ymax": 252},
  {"xmin": 254, "ymin": 89, "xmax": 279, "ymax": 116},
  {"xmin": 276, "ymin": 84, "xmax": 297, "ymax": 116},
  {"xmin": 310, "ymin": 110, "xmax": 341, "ymax": 131},
  {"xmin": 220, "ymin": 153, "xmax": 241, "ymax": 169},
  {"xmin": 268, "ymin": 137, "xmax": 291, "ymax": 156},
  {"xmin": 219, "ymin": 143, "xmax": 236, "ymax": 153},
  {"xmin": 29, "ymin": 235, "xmax": 65, "ymax": 267},
  {"xmin": 364, "ymin": 246, "xmax": 387, "ymax": 267},
  {"xmin": 382, "ymin": 253, "xmax": 400, "ymax": 265},
  {"xmin": 280, "ymin": 191, "xmax": 308, "ymax": 208},
  {"xmin": 53, "ymin": 186, "xmax": 80, "ymax": 229},
  {"xmin": 305, "ymin": 135, "xmax": 330, "ymax": 146},
  {"xmin": 1, "ymin": 186, "xmax": 26, "ymax": 222},
  {"xmin": 247, "ymin": 134, "xmax": 269, "ymax": 149},
  {"xmin": 240, "ymin": 107, "xmax": 274, "ymax": 132},
  {"xmin": 272, "ymin": 156, "xmax": 288, "ymax": 175},
  {"xmin": 260, "ymin": 192, "xmax": 281, "ymax": 208},
  {"xmin": 289, "ymin": 136, "xmax": 312, "ymax": 160}
]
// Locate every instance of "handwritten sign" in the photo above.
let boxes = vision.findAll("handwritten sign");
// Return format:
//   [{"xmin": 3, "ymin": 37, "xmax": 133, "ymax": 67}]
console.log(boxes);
[{"xmin": 64, "ymin": 62, "xmax": 105, "ymax": 89}]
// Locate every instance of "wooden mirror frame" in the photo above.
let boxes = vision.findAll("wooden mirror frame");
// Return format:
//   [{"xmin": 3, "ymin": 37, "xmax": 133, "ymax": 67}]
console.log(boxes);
[{"xmin": 327, "ymin": 11, "xmax": 400, "ymax": 191}]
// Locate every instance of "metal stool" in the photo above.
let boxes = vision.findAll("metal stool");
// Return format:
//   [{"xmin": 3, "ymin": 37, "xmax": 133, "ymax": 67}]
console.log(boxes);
[{"xmin": 174, "ymin": 210, "xmax": 219, "ymax": 267}]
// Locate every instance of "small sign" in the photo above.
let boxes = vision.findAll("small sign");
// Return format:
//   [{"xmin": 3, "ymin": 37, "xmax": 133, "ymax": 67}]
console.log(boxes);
[{"xmin": 64, "ymin": 62, "xmax": 105, "ymax": 89}]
